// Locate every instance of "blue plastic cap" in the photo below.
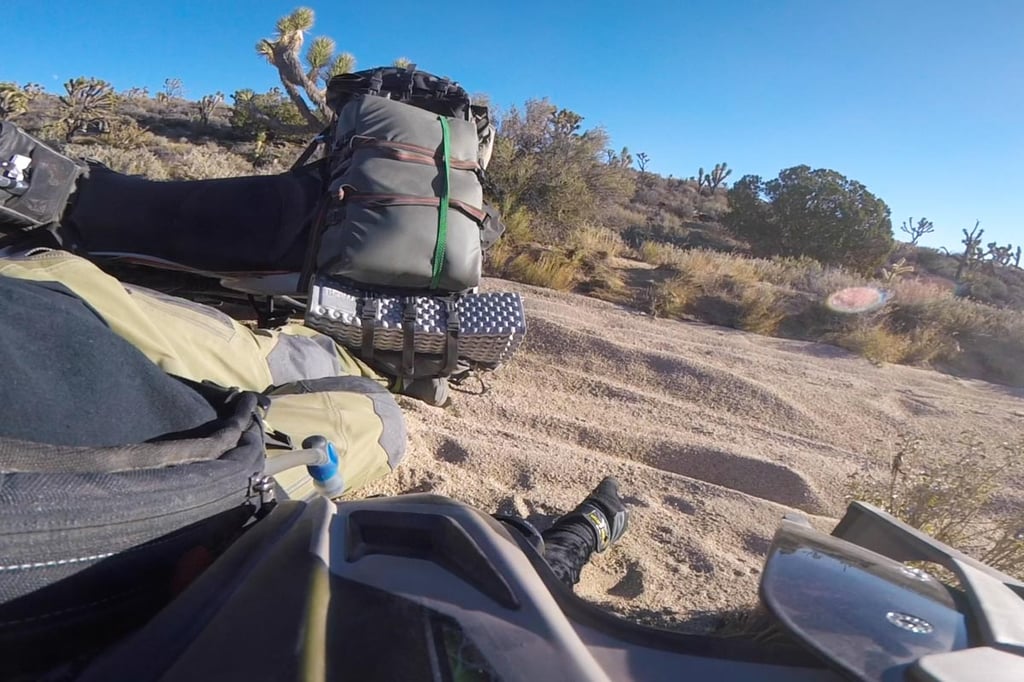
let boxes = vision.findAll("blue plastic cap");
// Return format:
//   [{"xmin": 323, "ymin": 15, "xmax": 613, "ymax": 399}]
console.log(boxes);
[{"xmin": 307, "ymin": 441, "xmax": 339, "ymax": 483}]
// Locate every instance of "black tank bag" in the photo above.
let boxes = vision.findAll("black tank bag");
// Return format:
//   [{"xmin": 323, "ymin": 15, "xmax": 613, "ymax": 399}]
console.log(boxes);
[{"xmin": 0, "ymin": 382, "xmax": 272, "ymax": 677}]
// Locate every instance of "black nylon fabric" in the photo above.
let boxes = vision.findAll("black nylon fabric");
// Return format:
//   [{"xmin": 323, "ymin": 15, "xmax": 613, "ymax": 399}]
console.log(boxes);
[
  {"xmin": 326, "ymin": 67, "xmax": 472, "ymax": 120},
  {"xmin": 63, "ymin": 160, "xmax": 325, "ymax": 272},
  {"xmin": 0, "ymin": 276, "xmax": 217, "ymax": 446},
  {"xmin": 541, "ymin": 520, "xmax": 596, "ymax": 587}
]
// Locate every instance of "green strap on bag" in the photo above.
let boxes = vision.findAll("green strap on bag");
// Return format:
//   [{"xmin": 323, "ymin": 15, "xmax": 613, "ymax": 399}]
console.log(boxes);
[{"xmin": 430, "ymin": 116, "xmax": 451, "ymax": 290}]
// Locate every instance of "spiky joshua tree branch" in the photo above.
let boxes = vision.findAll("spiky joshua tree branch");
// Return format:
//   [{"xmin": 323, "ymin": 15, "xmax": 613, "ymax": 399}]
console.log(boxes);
[{"xmin": 256, "ymin": 7, "xmax": 356, "ymax": 129}]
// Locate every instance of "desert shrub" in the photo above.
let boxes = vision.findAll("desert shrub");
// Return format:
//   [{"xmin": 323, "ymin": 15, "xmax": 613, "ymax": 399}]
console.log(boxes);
[
  {"xmin": 848, "ymin": 433, "xmax": 1023, "ymax": 579},
  {"xmin": 64, "ymin": 144, "xmax": 170, "ymax": 180},
  {"xmin": 767, "ymin": 257, "xmax": 869, "ymax": 297},
  {"xmin": 724, "ymin": 165, "xmax": 894, "ymax": 272},
  {"xmin": 504, "ymin": 250, "xmax": 578, "ymax": 290},
  {"xmin": 885, "ymin": 294, "xmax": 1024, "ymax": 385},
  {"xmin": 229, "ymin": 87, "xmax": 305, "ymax": 139},
  {"xmin": 489, "ymin": 224, "xmax": 626, "ymax": 295},
  {"xmin": 901, "ymin": 244, "xmax": 1024, "ymax": 311},
  {"xmin": 637, "ymin": 240, "xmax": 679, "ymax": 268},
  {"xmin": 648, "ymin": 275, "xmax": 700, "ymax": 318},
  {"xmin": 568, "ymin": 225, "xmax": 625, "ymax": 261},
  {"xmin": 601, "ymin": 205, "xmax": 648, "ymax": 233},
  {"xmin": 486, "ymin": 99, "xmax": 634, "ymax": 241},
  {"xmin": 830, "ymin": 323, "xmax": 914, "ymax": 364},
  {"xmin": 0, "ymin": 82, "xmax": 29, "ymax": 118},
  {"xmin": 98, "ymin": 117, "xmax": 152, "ymax": 149},
  {"xmin": 169, "ymin": 144, "xmax": 259, "ymax": 180},
  {"xmin": 736, "ymin": 284, "xmax": 788, "ymax": 335},
  {"xmin": 565, "ymin": 225, "xmax": 630, "ymax": 301},
  {"xmin": 889, "ymin": 278, "xmax": 953, "ymax": 305},
  {"xmin": 57, "ymin": 77, "xmax": 117, "ymax": 142}
]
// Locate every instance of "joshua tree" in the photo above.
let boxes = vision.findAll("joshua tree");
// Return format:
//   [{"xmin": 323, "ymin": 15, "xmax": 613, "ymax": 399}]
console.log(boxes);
[
  {"xmin": 606, "ymin": 146, "xmax": 632, "ymax": 168},
  {"xmin": 163, "ymin": 78, "xmax": 185, "ymax": 99},
  {"xmin": 635, "ymin": 152, "xmax": 650, "ymax": 173},
  {"xmin": 196, "ymin": 92, "xmax": 224, "ymax": 125},
  {"xmin": 57, "ymin": 77, "xmax": 116, "ymax": 142},
  {"xmin": 900, "ymin": 217, "xmax": 935, "ymax": 245},
  {"xmin": 122, "ymin": 86, "xmax": 149, "ymax": 100},
  {"xmin": 941, "ymin": 221, "xmax": 1022, "ymax": 280},
  {"xmin": 985, "ymin": 242, "xmax": 1022, "ymax": 269},
  {"xmin": 21, "ymin": 83, "xmax": 45, "ymax": 101},
  {"xmin": 0, "ymin": 82, "xmax": 29, "ymax": 118},
  {"xmin": 256, "ymin": 7, "xmax": 356, "ymax": 128},
  {"xmin": 393, "ymin": 57, "xmax": 412, "ymax": 68},
  {"xmin": 944, "ymin": 221, "xmax": 985, "ymax": 282},
  {"xmin": 880, "ymin": 256, "xmax": 914, "ymax": 283},
  {"xmin": 697, "ymin": 162, "xmax": 732, "ymax": 195}
]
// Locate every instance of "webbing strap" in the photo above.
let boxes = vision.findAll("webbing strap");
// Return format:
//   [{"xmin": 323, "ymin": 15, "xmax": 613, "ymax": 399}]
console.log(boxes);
[
  {"xmin": 402, "ymin": 298, "xmax": 418, "ymax": 377},
  {"xmin": 443, "ymin": 297, "xmax": 460, "ymax": 376},
  {"xmin": 430, "ymin": 116, "xmax": 451, "ymax": 290},
  {"xmin": 360, "ymin": 298, "xmax": 378, "ymax": 363}
]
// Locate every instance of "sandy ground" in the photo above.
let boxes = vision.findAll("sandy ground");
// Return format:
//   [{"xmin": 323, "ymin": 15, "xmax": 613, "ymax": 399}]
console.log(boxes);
[{"xmin": 359, "ymin": 277, "xmax": 1024, "ymax": 632}]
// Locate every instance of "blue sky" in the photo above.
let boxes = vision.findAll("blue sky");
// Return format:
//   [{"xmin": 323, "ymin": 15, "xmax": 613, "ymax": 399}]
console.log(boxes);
[{"xmin": 5, "ymin": 0, "xmax": 1021, "ymax": 249}]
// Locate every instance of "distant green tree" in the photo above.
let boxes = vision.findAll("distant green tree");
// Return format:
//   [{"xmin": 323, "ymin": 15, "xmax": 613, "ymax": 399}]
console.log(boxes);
[{"xmin": 724, "ymin": 165, "xmax": 894, "ymax": 271}]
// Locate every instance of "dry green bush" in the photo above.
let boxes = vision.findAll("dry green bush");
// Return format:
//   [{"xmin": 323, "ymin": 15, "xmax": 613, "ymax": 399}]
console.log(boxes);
[
  {"xmin": 568, "ymin": 224, "xmax": 625, "ymax": 261},
  {"xmin": 648, "ymin": 275, "xmax": 700, "ymax": 318},
  {"xmin": 637, "ymin": 240, "xmax": 682, "ymax": 268},
  {"xmin": 886, "ymin": 292, "xmax": 1024, "ymax": 385},
  {"xmin": 830, "ymin": 323, "xmax": 913, "ymax": 364},
  {"xmin": 487, "ymin": 219, "xmax": 629, "ymax": 298},
  {"xmin": 98, "ymin": 117, "xmax": 152, "ymax": 149},
  {"xmin": 848, "ymin": 433, "xmax": 1023, "ymax": 579},
  {"xmin": 64, "ymin": 143, "xmax": 171, "ymax": 180},
  {"xmin": 0, "ymin": 82, "xmax": 29, "ymax": 118},
  {"xmin": 169, "ymin": 144, "xmax": 265, "ymax": 180},
  {"xmin": 627, "ymin": 243, "xmax": 1024, "ymax": 385},
  {"xmin": 505, "ymin": 251, "xmax": 578, "ymax": 290},
  {"xmin": 564, "ymin": 225, "xmax": 630, "ymax": 301},
  {"xmin": 890, "ymin": 278, "xmax": 953, "ymax": 305},
  {"xmin": 602, "ymin": 204, "xmax": 649, "ymax": 232},
  {"xmin": 736, "ymin": 284, "xmax": 787, "ymax": 335}
]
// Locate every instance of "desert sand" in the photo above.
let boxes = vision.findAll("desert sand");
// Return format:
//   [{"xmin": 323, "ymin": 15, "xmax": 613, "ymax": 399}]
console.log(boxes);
[{"xmin": 359, "ymin": 277, "xmax": 1024, "ymax": 632}]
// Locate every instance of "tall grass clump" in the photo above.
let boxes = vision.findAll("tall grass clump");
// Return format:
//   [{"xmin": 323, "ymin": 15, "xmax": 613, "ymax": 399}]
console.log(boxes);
[{"xmin": 504, "ymin": 251, "xmax": 578, "ymax": 291}]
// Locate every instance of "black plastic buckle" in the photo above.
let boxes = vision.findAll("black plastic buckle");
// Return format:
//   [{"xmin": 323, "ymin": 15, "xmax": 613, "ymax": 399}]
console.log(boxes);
[
  {"xmin": 360, "ymin": 298, "xmax": 379, "ymax": 362},
  {"xmin": 401, "ymin": 297, "xmax": 418, "ymax": 377}
]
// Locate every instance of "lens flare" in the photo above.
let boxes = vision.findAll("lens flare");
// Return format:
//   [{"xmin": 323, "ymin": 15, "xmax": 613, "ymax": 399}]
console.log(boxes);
[{"xmin": 826, "ymin": 286, "xmax": 889, "ymax": 314}]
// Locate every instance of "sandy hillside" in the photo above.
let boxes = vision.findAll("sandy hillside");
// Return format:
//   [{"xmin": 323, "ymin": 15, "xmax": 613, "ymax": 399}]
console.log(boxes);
[{"xmin": 359, "ymin": 276, "xmax": 1024, "ymax": 632}]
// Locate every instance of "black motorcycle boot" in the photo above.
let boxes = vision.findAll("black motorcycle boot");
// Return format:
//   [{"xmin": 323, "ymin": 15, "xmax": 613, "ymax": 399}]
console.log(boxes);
[{"xmin": 541, "ymin": 477, "xmax": 631, "ymax": 587}]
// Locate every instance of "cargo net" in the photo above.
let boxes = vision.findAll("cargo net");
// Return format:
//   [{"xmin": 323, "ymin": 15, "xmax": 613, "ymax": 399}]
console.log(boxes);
[{"xmin": 305, "ymin": 276, "xmax": 526, "ymax": 373}]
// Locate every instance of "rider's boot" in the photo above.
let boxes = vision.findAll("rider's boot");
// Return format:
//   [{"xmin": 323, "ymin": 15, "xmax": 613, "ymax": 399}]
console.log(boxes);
[{"xmin": 541, "ymin": 477, "xmax": 630, "ymax": 587}]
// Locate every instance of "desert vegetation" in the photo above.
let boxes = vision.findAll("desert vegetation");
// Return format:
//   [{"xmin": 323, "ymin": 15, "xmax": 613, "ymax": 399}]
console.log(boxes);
[
  {"xmin": 848, "ymin": 433, "xmax": 1023, "ymax": 579},
  {"xmin": 4, "ymin": 35, "xmax": 1023, "ymax": 390},
  {"xmin": 3, "ymin": 4, "xmax": 1022, "ymax": 581}
]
